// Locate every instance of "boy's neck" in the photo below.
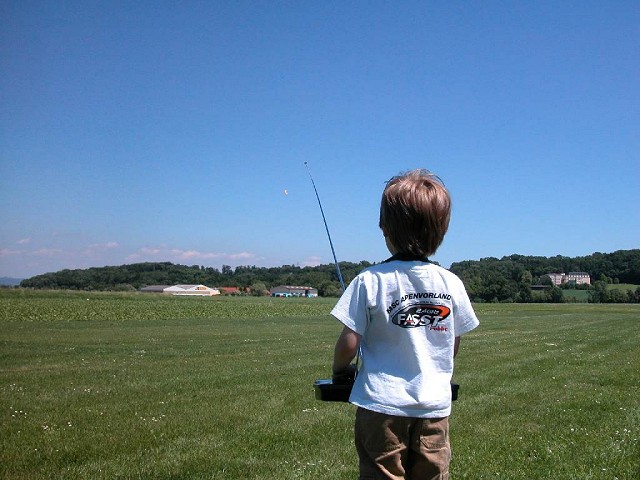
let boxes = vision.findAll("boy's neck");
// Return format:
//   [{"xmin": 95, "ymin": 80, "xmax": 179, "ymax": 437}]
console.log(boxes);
[{"xmin": 385, "ymin": 253, "xmax": 431, "ymax": 263}]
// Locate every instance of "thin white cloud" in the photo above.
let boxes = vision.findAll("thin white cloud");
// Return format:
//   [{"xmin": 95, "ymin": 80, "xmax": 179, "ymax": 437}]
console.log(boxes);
[
  {"xmin": 126, "ymin": 246, "xmax": 258, "ymax": 264},
  {"xmin": 300, "ymin": 256, "xmax": 323, "ymax": 267},
  {"xmin": 169, "ymin": 249, "xmax": 222, "ymax": 260},
  {"xmin": 138, "ymin": 246, "xmax": 164, "ymax": 256},
  {"xmin": 30, "ymin": 249, "xmax": 64, "ymax": 257},
  {"xmin": 17, "ymin": 238, "xmax": 31, "ymax": 245},
  {"xmin": 82, "ymin": 242, "xmax": 120, "ymax": 256},
  {"xmin": 228, "ymin": 252, "xmax": 258, "ymax": 261},
  {"xmin": 89, "ymin": 242, "xmax": 119, "ymax": 249},
  {"xmin": 2, "ymin": 242, "xmax": 266, "ymax": 278}
]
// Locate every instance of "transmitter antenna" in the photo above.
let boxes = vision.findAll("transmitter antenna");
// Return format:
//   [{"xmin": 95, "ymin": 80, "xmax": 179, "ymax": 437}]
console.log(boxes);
[{"xmin": 304, "ymin": 162, "xmax": 346, "ymax": 291}]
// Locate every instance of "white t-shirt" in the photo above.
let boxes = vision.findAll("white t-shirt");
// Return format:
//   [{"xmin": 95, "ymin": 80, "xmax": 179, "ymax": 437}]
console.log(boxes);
[{"xmin": 331, "ymin": 259, "xmax": 479, "ymax": 418}]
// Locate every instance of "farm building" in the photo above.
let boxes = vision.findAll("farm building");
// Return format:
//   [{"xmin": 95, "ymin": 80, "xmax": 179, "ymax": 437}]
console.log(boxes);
[
  {"xmin": 546, "ymin": 272, "xmax": 591, "ymax": 286},
  {"xmin": 163, "ymin": 285, "xmax": 220, "ymax": 296},
  {"xmin": 270, "ymin": 285, "xmax": 318, "ymax": 298},
  {"xmin": 140, "ymin": 285, "xmax": 171, "ymax": 293},
  {"xmin": 219, "ymin": 286, "xmax": 242, "ymax": 295},
  {"xmin": 566, "ymin": 272, "xmax": 591, "ymax": 285},
  {"xmin": 546, "ymin": 273, "xmax": 565, "ymax": 286}
]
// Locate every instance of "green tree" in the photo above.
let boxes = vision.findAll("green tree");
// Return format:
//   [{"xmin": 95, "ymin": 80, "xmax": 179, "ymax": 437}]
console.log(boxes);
[
  {"xmin": 545, "ymin": 286, "xmax": 564, "ymax": 303},
  {"xmin": 588, "ymin": 281, "xmax": 608, "ymax": 303},
  {"xmin": 319, "ymin": 282, "xmax": 342, "ymax": 298},
  {"xmin": 608, "ymin": 289, "xmax": 626, "ymax": 303},
  {"xmin": 628, "ymin": 287, "xmax": 640, "ymax": 304},
  {"xmin": 516, "ymin": 271, "xmax": 534, "ymax": 303},
  {"xmin": 249, "ymin": 282, "xmax": 267, "ymax": 296},
  {"xmin": 222, "ymin": 265, "xmax": 233, "ymax": 275}
]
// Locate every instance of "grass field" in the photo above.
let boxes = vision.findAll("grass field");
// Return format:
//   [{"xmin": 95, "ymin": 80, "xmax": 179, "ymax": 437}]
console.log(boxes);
[
  {"xmin": 607, "ymin": 284, "xmax": 639, "ymax": 293},
  {"xmin": 1, "ymin": 290, "xmax": 639, "ymax": 479},
  {"xmin": 544, "ymin": 284, "xmax": 638, "ymax": 303},
  {"xmin": 560, "ymin": 289, "xmax": 591, "ymax": 302}
]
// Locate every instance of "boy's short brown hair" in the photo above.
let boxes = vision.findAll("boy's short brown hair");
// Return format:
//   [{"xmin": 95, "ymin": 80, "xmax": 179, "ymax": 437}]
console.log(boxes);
[{"xmin": 379, "ymin": 169, "xmax": 451, "ymax": 258}]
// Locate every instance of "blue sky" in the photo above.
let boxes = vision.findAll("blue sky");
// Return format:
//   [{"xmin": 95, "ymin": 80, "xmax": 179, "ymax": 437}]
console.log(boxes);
[{"xmin": 1, "ymin": 1, "xmax": 638, "ymax": 279}]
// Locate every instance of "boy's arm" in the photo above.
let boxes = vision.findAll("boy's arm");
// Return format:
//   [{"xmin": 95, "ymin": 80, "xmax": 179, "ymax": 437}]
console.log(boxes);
[
  {"xmin": 332, "ymin": 325, "xmax": 361, "ymax": 374},
  {"xmin": 454, "ymin": 336, "xmax": 460, "ymax": 358}
]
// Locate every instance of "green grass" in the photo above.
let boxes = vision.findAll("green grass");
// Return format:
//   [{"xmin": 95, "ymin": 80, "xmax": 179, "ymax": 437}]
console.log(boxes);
[
  {"xmin": 450, "ymin": 304, "xmax": 639, "ymax": 479},
  {"xmin": 551, "ymin": 284, "xmax": 638, "ymax": 303},
  {"xmin": 561, "ymin": 288, "xmax": 591, "ymax": 302},
  {"xmin": 1, "ymin": 291, "xmax": 639, "ymax": 479},
  {"xmin": 608, "ymin": 284, "xmax": 638, "ymax": 292}
]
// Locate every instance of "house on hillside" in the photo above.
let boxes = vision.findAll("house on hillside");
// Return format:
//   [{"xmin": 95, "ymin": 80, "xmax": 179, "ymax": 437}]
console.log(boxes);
[
  {"xmin": 545, "ymin": 272, "xmax": 591, "ymax": 286},
  {"xmin": 270, "ymin": 285, "xmax": 318, "ymax": 298},
  {"xmin": 566, "ymin": 272, "xmax": 591, "ymax": 285},
  {"xmin": 163, "ymin": 285, "xmax": 220, "ymax": 296},
  {"xmin": 546, "ymin": 273, "xmax": 565, "ymax": 286}
]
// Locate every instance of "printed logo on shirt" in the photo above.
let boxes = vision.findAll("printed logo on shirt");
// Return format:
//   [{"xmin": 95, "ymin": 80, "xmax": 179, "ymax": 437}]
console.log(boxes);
[
  {"xmin": 386, "ymin": 292, "xmax": 451, "ymax": 314},
  {"xmin": 391, "ymin": 303, "xmax": 451, "ymax": 330}
]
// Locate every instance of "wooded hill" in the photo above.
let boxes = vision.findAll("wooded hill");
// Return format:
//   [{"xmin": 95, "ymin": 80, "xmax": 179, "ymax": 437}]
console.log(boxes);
[
  {"xmin": 449, "ymin": 249, "xmax": 639, "ymax": 303},
  {"xmin": 19, "ymin": 249, "xmax": 640, "ymax": 303},
  {"xmin": 19, "ymin": 260, "xmax": 374, "ymax": 298}
]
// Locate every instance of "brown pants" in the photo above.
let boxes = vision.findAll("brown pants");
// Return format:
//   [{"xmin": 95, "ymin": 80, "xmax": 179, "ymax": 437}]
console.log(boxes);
[{"xmin": 355, "ymin": 408, "xmax": 451, "ymax": 480}]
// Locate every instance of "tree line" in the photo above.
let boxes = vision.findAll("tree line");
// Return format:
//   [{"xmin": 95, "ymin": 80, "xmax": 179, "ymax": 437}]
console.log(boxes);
[
  {"xmin": 449, "ymin": 249, "xmax": 640, "ymax": 303},
  {"xmin": 19, "ymin": 261, "xmax": 373, "ymax": 298},
  {"xmin": 19, "ymin": 249, "xmax": 640, "ymax": 303}
]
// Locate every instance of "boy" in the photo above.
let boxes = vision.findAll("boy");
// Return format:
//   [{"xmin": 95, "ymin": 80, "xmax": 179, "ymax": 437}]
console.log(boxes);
[{"xmin": 331, "ymin": 169, "xmax": 479, "ymax": 480}]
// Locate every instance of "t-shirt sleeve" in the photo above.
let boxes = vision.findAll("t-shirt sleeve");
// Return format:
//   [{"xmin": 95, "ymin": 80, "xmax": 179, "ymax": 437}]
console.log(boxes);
[
  {"xmin": 452, "ymin": 277, "xmax": 480, "ymax": 337},
  {"xmin": 330, "ymin": 274, "xmax": 370, "ymax": 335}
]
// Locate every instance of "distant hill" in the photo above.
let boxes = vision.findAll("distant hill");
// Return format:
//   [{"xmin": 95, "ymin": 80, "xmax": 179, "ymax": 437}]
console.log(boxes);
[
  {"xmin": 16, "ymin": 249, "xmax": 640, "ymax": 303},
  {"xmin": 18, "ymin": 260, "xmax": 373, "ymax": 297},
  {"xmin": 449, "ymin": 249, "xmax": 639, "ymax": 303},
  {"xmin": 450, "ymin": 249, "xmax": 640, "ymax": 285},
  {"xmin": 0, "ymin": 277, "xmax": 23, "ymax": 286}
]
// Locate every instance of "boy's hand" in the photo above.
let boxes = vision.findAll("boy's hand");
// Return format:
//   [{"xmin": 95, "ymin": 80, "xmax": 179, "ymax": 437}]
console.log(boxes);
[{"xmin": 332, "ymin": 364, "xmax": 357, "ymax": 384}]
